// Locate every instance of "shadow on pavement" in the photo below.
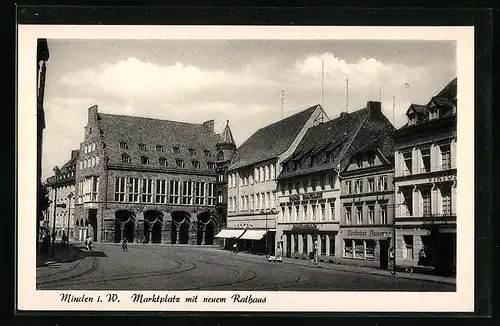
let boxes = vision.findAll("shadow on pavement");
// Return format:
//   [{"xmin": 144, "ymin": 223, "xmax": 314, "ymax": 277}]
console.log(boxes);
[{"xmin": 61, "ymin": 245, "xmax": 108, "ymax": 263}]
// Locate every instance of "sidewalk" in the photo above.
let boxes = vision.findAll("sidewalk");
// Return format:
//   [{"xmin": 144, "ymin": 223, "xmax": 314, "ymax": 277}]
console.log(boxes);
[
  {"xmin": 282, "ymin": 256, "xmax": 456, "ymax": 285},
  {"xmin": 36, "ymin": 243, "xmax": 80, "ymax": 267}
]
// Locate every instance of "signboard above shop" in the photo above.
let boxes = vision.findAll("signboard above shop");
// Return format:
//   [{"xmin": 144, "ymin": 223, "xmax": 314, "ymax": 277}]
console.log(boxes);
[
  {"xmin": 292, "ymin": 223, "xmax": 319, "ymax": 231},
  {"xmin": 289, "ymin": 192, "xmax": 323, "ymax": 202},
  {"xmin": 341, "ymin": 228, "xmax": 393, "ymax": 240}
]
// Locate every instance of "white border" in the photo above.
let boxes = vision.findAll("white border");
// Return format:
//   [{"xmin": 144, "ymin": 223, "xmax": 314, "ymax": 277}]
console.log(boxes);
[{"xmin": 17, "ymin": 25, "xmax": 475, "ymax": 312}]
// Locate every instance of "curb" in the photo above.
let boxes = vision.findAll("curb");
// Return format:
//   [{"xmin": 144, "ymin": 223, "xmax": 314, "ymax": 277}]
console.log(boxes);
[{"xmin": 36, "ymin": 246, "xmax": 80, "ymax": 268}]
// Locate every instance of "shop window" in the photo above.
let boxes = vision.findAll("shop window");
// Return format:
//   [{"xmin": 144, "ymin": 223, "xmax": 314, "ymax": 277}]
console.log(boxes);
[
  {"xmin": 365, "ymin": 240, "xmax": 376, "ymax": 259},
  {"xmin": 404, "ymin": 235, "xmax": 414, "ymax": 260},
  {"xmin": 354, "ymin": 239, "xmax": 364, "ymax": 258},
  {"xmin": 302, "ymin": 235, "xmax": 308, "ymax": 254},
  {"xmin": 321, "ymin": 234, "xmax": 327, "ymax": 255},
  {"xmin": 344, "ymin": 239, "xmax": 353, "ymax": 258}
]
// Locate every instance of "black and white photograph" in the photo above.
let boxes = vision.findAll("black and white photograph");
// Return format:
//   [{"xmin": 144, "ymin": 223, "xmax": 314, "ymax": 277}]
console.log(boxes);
[{"xmin": 18, "ymin": 24, "xmax": 475, "ymax": 312}]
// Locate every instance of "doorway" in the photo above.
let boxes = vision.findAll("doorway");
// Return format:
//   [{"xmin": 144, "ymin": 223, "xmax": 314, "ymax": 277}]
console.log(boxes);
[
  {"xmin": 88, "ymin": 209, "xmax": 98, "ymax": 242},
  {"xmin": 379, "ymin": 239, "xmax": 390, "ymax": 269},
  {"xmin": 286, "ymin": 234, "xmax": 291, "ymax": 258}
]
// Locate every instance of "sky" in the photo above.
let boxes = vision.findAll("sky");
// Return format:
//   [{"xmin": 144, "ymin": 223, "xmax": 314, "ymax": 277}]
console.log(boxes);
[{"xmin": 41, "ymin": 39, "xmax": 456, "ymax": 180}]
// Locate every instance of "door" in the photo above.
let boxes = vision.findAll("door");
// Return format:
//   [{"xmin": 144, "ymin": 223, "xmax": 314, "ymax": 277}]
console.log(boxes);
[
  {"xmin": 286, "ymin": 234, "xmax": 291, "ymax": 258},
  {"xmin": 379, "ymin": 239, "xmax": 389, "ymax": 269}
]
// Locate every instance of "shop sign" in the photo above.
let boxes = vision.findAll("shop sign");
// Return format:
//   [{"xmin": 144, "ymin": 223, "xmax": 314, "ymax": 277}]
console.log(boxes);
[
  {"xmin": 292, "ymin": 223, "xmax": 319, "ymax": 231},
  {"xmin": 342, "ymin": 228, "xmax": 393, "ymax": 239},
  {"xmin": 302, "ymin": 192, "xmax": 322, "ymax": 201},
  {"xmin": 428, "ymin": 175, "xmax": 456, "ymax": 183},
  {"xmin": 289, "ymin": 194, "xmax": 300, "ymax": 202},
  {"xmin": 233, "ymin": 223, "xmax": 253, "ymax": 229},
  {"xmin": 84, "ymin": 202, "xmax": 98, "ymax": 209}
]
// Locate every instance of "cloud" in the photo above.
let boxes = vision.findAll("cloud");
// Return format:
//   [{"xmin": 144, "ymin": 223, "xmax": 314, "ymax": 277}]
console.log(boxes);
[{"xmin": 59, "ymin": 57, "xmax": 274, "ymax": 102}]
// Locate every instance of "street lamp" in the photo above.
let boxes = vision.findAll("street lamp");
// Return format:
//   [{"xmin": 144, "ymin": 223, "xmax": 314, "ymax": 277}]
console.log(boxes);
[
  {"xmin": 67, "ymin": 192, "xmax": 74, "ymax": 248},
  {"xmin": 260, "ymin": 208, "xmax": 277, "ymax": 257}
]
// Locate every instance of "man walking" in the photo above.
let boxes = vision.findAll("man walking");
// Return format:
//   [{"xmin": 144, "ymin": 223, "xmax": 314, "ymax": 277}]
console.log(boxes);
[{"xmin": 122, "ymin": 237, "xmax": 128, "ymax": 252}]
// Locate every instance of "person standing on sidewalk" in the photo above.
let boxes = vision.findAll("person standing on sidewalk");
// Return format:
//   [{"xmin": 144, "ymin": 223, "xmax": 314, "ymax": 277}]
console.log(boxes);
[
  {"xmin": 122, "ymin": 237, "xmax": 128, "ymax": 252},
  {"xmin": 313, "ymin": 240, "xmax": 319, "ymax": 266}
]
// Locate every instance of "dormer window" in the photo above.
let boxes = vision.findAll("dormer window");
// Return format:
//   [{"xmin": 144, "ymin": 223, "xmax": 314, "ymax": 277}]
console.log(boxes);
[
  {"xmin": 140, "ymin": 156, "xmax": 149, "ymax": 164},
  {"xmin": 121, "ymin": 154, "xmax": 131, "ymax": 163},
  {"xmin": 408, "ymin": 113, "xmax": 416, "ymax": 126},
  {"xmin": 172, "ymin": 146, "xmax": 180, "ymax": 154},
  {"xmin": 156, "ymin": 145, "xmax": 164, "ymax": 152},
  {"xmin": 189, "ymin": 148, "xmax": 196, "ymax": 156},
  {"xmin": 326, "ymin": 151, "xmax": 332, "ymax": 163},
  {"xmin": 120, "ymin": 142, "xmax": 128, "ymax": 150},
  {"xmin": 429, "ymin": 105, "xmax": 439, "ymax": 120},
  {"xmin": 310, "ymin": 155, "xmax": 317, "ymax": 167},
  {"xmin": 368, "ymin": 154, "xmax": 375, "ymax": 166},
  {"xmin": 293, "ymin": 160, "xmax": 300, "ymax": 170},
  {"xmin": 159, "ymin": 157, "xmax": 168, "ymax": 166},
  {"xmin": 217, "ymin": 151, "xmax": 224, "ymax": 161},
  {"xmin": 175, "ymin": 159, "xmax": 185, "ymax": 168},
  {"xmin": 207, "ymin": 162, "xmax": 215, "ymax": 169},
  {"xmin": 192, "ymin": 160, "xmax": 200, "ymax": 169},
  {"xmin": 204, "ymin": 150, "xmax": 211, "ymax": 157},
  {"xmin": 139, "ymin": 143, "xmax": 147, "ymax": 151},
  {"xmin": 356, "ymin": 156, "xmax": 363, "ymax": 168}
]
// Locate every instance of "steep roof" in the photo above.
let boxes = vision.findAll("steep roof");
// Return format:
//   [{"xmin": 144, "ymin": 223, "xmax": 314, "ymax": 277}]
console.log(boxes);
[
  {"xmin": 46, "ymin": 149, "xmax": 79, "ymax": 186},
  {"xmin": 229, "ymin": 105, "xmax": 319, "ymax": 170},
  {"xmin": 98, "ymin": 113, "xmax": 218, "ymax": 172},
  {"xmin": 217, "ymin": 120, "xmax": 236, "ymax": 146},
  {"xmin": 277, "ymin": 103, "xmax": 395, "ymax": 179}
]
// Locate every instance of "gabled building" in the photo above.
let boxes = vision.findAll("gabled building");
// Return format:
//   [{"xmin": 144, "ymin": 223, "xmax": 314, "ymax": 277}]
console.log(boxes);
[
  {"xmin": 220, "ymin": 104, "xmax": 328, "ymax": 255},
  {"xmin": 392, "ymin": 78, "xmax": 457, "ymax": 276},
  {"xmin": 45, "ymin": 150, "xmax": 79, "ymax": 240},
  {"xmin": 74, "ymin": 105, "xmax": 223, "ymax": 245},
  {"xmin": 276, "ymin": 101, "xmax": 395, "ymax": 266}
]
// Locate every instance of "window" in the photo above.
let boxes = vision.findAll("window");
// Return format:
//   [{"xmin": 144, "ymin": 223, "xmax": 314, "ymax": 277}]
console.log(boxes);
[
  {"xmin": 79, "ymin": 161, "xmax": 83, "ymax": 170},
  {"xmin": 91, "ymin": 176, "xmax": 98, "ymax": 201},
  {"xmin": 288, "ymin": 206, "xmax": 292, "ymax": 222},
  {"xmin": 176, "ymin": 159, "xmax": 185, "ymax": 168},
  {"xmin": 287, "ymin": 183, "xmax": 292, "ymax": 194},
  {"xmin": 218, "ymin": 191, "xmax": 223, "ymax": 204},
  {"xmin": 303, "ymin": 204, "xmax": 308, "ymax": 221},
  {"xmin": 365, "ymin": 240, "xmax": 376, "ymax": 259},
  {"xmin": 128, "ymin": 178, "xmax": 139, "ymax": 202},
  {"xmin": 312, "ymin": 179, "xmax": 318, "ymax": 192},
  {"xmin": 114, "ymin": 177, "xmax": 126, "ymax": 202},
  {"xmin": 319, "ymin": 177, "xmax": 325, "ymax": 190},
  {"xmin": 194, "ymin": 182, "xmax": 206, "ymax": 205},
  {"xmin": 310, "ymin": 155, "xmax": 317, "ymax": 167},
  {"xmin": 207, "ymin": 162, "xmax": 215, "ymax": 170},
  {"xmin": 189, "ymin": 148, "xmax": 196, "ymax": 156},
  {"xmin": 355, "ymin": 179, "xmax": 363, "ymax": 194},
  {"xmin": 139, "ymin": 143, "xmax": 146, "ymax": 151},
  {"xmin": 295, "ymin": 182, "xmax": 300, "ymax": 194},
  {"xmin": 344, "ymin": 239, "xmax": 353, "ymax": 258},
  {"xmin": 182, "ymin": 181, "xmax": 193, "ymax": 205},
  {"xmin": 429, "ymin": 106, "xmax": 439, "ymax": 120},
  {"xmin": 302, "ymin": 235, "xmax": 308, "ymax": 254},
  {"xmin": 368, "ymin": 178, "xmax": 375, "ymax": 192},
  {"xmin": 368, "ymin": 205, "xmax": 375, "ymax": 224},
  {"xmin": 159, "ymin": 157, "xmax": 168, "ymax": 166},
  {"xmin": 321, "ymin": 203, "xmax": 326, "ymax": 221},
  {"xmin": 205, "ymin": 150, "xmax": 212, "ymax": 157},
  {"xmin": 380, "ymin": 203, "xmax": 388, "ymax": 224},
  {"xmin": 122, "ymin": 154, "xmax": 131, "ymax": 164},
  {"xmin": 303, "ymin": 180, "xmax": 309, "ymax": 192},
  {"xmin": 329, "ymin": 200, "xmax": 335, "ymax": 220},
  {"xmin": 172, "ymin": 146, "xmax": 180, "ymax": 154},
  {"xmin": 293, "ymin": 160, "xmax": 300, "ymax": 170},
  {"xmin": 345, "ymin": 206, "xmax": 352, "ymax": 225},
  {"xmin": 354, "ymin": 239, "xmax": 364, "ymax": 258},
  {"xmin": 265, "ymin": 165, "xmax": 269, "ymax": 181},
  {"xmin": 421, "ymin": 188, "xmax": 431, "ymax": 216},
  {"xmin": 403, "ymin": 152, "xmax": 412, "ymax": 175},
  {"xmin": 250, "ymin": 194, "xmax": 254, "ymax": 210},
  {"xmin": 441, "ymin": 145, "xmax": 451, "ymax": 170},
  {"xmin": 312, "ymin": 204, "xmax": 317, "ymax": 221},
  {"xmin": 295, "ymin": 204, "xmax": 300, "ymax": 222},
  {"xmin": 404, "ymin": 235, "xmax": 413, "ymax": 260},
  {"xmin": 217, "ymin": 174, "xmax": 224, "ymax": 183},
  {"xmin": 141, "ymin": 179, "xmax": 153, "ymax": 203},
  {"xmin": 346, "ymin": 181, "xmax": 353, "ymax": 195},
  {"xmin": 156, "ymin": 145, "xmax": 164, "ymax": 152},
  {"xmin": 192, "ymin": 160, "xmax": 200, "ymax": 169},
  {"xmin": 356, "ymin": 205, "xmax": 363, "ymax": 224},
  {"xmin": 378, "ymin": 176, "xmax": 388, "ymax": 191},
  {"xmin": 441, "ymin": 187, "xmax": 451, "ymax": 215},
  {"xmin": 270, "ymin": 164, "xmax": 276, "ymax": 179},
  {"xmin": 208, "ymin": 183, "xmax": 215, "ymax": 205},
  {"xmin": 356, "ymin": 156, "xmax": 363, "ymax": 168},
  {"xmin": 141, "ymin": 156, "xmax": 150, "ymax": 165},
  {"xmin": 421, "ymin": 148, "xmax": 431, "ymax": 173},
  {"xmin": 254, "ymin": 167, "xmax": 259, "ymax": 183},
  {"xmin": 169, "ymin": 180, "xmax": 180, "ymax": 204},
  {"xmin": 155, "ymin": 180, "xmax": 167, "ymax": 203},
  {"xmin": 321, "ymin": 234, "xmax": 327, "ymax": 255}
]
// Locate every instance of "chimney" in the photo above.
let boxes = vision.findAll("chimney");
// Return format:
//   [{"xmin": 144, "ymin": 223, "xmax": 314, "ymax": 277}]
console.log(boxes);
[
  {"xmin": 203, "ymin": 119, "xmax": 214, "ymax": 133},
  {"xmin": 88, "ymin": 105, "xmax": 98, "ymax": 123},
  {"xmin": 367, "ymin": 101, "xmax": 381, "ymax": 112},
  {"xmin": 71, "ymin": 150, "xmax": 79, "ymax": 159}
]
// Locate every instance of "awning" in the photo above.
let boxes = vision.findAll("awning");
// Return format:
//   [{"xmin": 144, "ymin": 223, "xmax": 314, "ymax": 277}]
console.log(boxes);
[
  {"xmin": 214, "ymin": 229, "xmax": 245, "ymax": 239},
  {"xmin": 238, "ymin": 230, "xmax": 267, "ymax": 240}
]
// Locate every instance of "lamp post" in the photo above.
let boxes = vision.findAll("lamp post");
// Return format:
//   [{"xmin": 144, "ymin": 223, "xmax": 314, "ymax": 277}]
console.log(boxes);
[{"xmin": 67, "ymin": 192, "xmax": 74, "ymax": 248}]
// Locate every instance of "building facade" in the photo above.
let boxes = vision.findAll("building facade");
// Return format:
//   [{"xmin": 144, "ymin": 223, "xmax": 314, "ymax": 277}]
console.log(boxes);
[
  {"xmin": 45, "ymin": 150, "xmax": 79, "ymax": 240},
  {"xmin": 276, "ymin": 101, "xmax": 395, "ymax": 267},
  {"xmin": 73, "ymin": 105, "xmax": 224, "ymax": 245},
  {"xmin": 221, "ymin": 105, "xmax": 328, "ymax": 255},
  {"xmin": 392, "ymin": 78, "xmax": 457, "ymax": 276}
]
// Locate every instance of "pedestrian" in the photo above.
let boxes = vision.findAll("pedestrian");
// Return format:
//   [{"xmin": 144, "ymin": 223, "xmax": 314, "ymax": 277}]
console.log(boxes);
[
  {"xmin": 313, "ymin": 240, "xmax": 319, "ymax": 266},
  {"xmin": 232, "ymin": 242, "xmax": 238, "ymax": 253},
  {"xmin": 87, "ymin": 236, "xmax": 92, "ymax": 251},
  {"xmin": 122, "ymin": 237, "xmax": 128, "ymax": 252}
]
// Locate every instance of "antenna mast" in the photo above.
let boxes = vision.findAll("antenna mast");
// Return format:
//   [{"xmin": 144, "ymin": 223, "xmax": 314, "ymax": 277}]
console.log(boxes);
[
  {"xmin": 345, "ymin": 78, "xmax": 349, "ymax": 113},
  {"xmin": 321, "ymin": 59, "xmax": 324, "ymax": 107}
]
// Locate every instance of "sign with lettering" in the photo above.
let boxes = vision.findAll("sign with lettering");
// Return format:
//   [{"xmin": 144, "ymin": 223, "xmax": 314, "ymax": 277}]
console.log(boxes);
[
  {"xmin": 342, "ymin": 228, "xmax": 393, "ymax": 240},
  {"xmin": 292, "ymin": 223, "xmax": 319, "ymax": 231},
  {"xmin": 289, "ymin": 194, "xmax": 300, "ymax": 202},
  {"xmin": 428, "ymin": 175, "xmax": 456, "ymax": 183},
  {"xmin": 302, "ymin": 192, "xmax": 322, "ymax": 201},
  {"xmin": 233, "ymin": 223, "xmax": 253, "ymax": 229},
  {"xmin": 84, "ymin": 203, "xmax": 98, "ymax": 209}
]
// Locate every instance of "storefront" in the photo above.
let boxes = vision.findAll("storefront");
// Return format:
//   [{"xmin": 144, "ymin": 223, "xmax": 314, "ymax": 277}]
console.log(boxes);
[
  {"xmin": 221, "ymin": 216, "xmax": 277, "ymax": 255},
  {"xmin": 340, "ymin": 227, "xmax": 393, "ymax": 269},
  {"xmin": 278, "ymin": 222, "xmax": 341, "ymax": 261}
]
